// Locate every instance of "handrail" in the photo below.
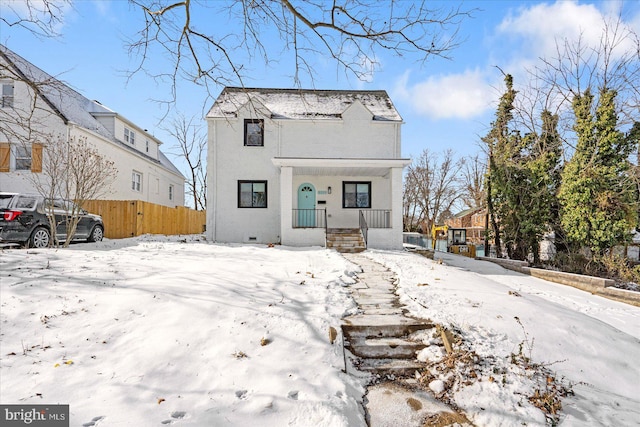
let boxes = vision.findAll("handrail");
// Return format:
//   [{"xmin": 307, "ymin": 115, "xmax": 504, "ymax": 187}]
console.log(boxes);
[{"xmin": 359, "ymin": 210, "xmax": 368, "ymax": 247}]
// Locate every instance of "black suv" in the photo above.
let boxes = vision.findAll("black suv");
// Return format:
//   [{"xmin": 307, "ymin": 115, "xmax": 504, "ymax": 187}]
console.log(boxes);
[{"xmin": 0, "ymin": 193, "xmax": 104, "ymax": 248}]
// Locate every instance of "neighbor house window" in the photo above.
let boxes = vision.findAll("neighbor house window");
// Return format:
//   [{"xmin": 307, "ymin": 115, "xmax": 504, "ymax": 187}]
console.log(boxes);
[
  {"xmin": 343, "ymin": 181, "xmax": 371, "ymax": 208},
  {"xmin": 145, "ymin": 140, "xmax": 150, "ymax": 153},
  {"xmin": 169, "ymin": 184, "xmax": 174, "ymax": 201},
  {"xmin": 132, "ymin": 171, "xmax": 142, "ymax": 192},
  {"xmin": 15, "ymin": 145, "xmax": 31, "ymax": 170},
  {"xmin": 238, "ymin": 180, "xmax": 267, "ymax": 208},
  {"xmin": 125, "ymin": 128, "xmax": 136, "ymax": 145},
  {"xmin": 1, "ymin": 82, "xmax": 14, "ymax": 108},
  {"xmin": 244, "ymin": 119, "xmax": 264, "ymax": 146}
]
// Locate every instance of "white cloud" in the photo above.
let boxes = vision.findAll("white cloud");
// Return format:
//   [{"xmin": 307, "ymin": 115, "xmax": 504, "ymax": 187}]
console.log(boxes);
[
  {"xmin": 497, "ymin": 0, "xmax": 640, "ymax": 66},
  {"xmin": 393, "ymin": 69, "xmax": 497, "ymax": 120}
]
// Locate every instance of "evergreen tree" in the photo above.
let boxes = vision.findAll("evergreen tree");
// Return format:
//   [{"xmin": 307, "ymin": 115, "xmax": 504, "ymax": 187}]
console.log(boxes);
[
  {"xmin": 558, "ymin": 88, "xmax": 638, "ymax": 255},
  {"xmin": 484, "ymin": 75, "xmax": 563, "ymax": 262},
  {"xmin": 483, "ymin": 74, "xmax": 517, "ymax": 257}
]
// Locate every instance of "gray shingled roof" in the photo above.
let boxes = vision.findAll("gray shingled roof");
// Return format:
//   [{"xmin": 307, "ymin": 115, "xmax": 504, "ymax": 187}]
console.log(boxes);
[
  {"xmin": 207, "ymin": 87, "xmax": 402, "ymax": 121},
  {"xmin": 0, "ymin": 44, "xmax": 183, "ymax": 178}
]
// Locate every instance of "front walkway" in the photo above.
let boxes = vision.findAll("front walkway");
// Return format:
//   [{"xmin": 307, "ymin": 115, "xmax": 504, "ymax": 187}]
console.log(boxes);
[{"xmin": 341, "ymin": 253, "xmax": 472, "ymax": 427}]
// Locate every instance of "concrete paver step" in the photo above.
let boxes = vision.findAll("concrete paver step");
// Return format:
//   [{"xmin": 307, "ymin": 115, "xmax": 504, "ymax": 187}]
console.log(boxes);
[{"xmin": 347, "ymin": 336, "xmax": 426, "ymax": 359}]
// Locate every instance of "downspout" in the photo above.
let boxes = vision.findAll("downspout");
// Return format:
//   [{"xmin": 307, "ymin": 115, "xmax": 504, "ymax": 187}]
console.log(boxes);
[{"xmin": 212, "ymin": 119, "xmax": 217, "ymax": 242}]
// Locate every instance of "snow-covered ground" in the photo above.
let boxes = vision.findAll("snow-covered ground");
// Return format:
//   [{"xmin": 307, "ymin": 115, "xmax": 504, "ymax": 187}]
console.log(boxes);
[{"xmin": 1, "ymin": 235, "xmax": 639, "ymax": 426}]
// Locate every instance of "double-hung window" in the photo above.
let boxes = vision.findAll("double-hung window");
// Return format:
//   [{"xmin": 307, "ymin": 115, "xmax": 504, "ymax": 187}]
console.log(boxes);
[
  {"xmin": 125, "ymin": 128, "xmax": 136, "ymax": 145},
  {"xmin": 1, "ymin": 82, "xmax": 14, "ymax": 108},
  {"xmin": 15, "ymin": 145, "xmax": 32, "ymax": 170},
  {"xmin": 244, "ymin": 119, "xmax": 264, "ymax": 146},
  {"xmin": 169, "ymin": 184, "xmax": 174, "ymax": 201},
  {"xmin": 132, "ymin": 171, "xmax": 142, "ymax": 192},
  {"xmin": 343, "ymin": 181, "xmax": 371, "ymax": 208},
  {"xmin": 238, "ymin": 180, "xmax": 267, "ymax": 208}
]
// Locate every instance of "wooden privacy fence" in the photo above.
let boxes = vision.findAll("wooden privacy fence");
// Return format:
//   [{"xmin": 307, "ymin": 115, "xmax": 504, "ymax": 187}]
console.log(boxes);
[{"xmin": 83, "ymin": 200, "xmax": 206, "ymax": 239}]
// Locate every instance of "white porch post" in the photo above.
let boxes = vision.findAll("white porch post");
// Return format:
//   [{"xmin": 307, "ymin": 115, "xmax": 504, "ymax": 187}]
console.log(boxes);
[
  {"xmin": 280, "ymin": 166, "xmax": 293, "ymax": 245},
  {"xmin": 390, "ymin": 166, "xmax": 404, "ymax": 249}
]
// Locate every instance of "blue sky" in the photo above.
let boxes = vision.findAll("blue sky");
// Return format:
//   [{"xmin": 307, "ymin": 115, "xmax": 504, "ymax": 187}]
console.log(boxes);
[{"xmin": 1, "ymin": 0, "xmax": 639, "ymax": 169}]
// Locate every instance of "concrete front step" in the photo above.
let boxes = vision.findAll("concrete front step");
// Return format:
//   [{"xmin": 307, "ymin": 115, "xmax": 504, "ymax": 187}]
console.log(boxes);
[
  {"xmin": 356, "ymin": 358, "xmax": 424, "ymax": 376},
  {"xmin": 342, "ymin": 319, "xmax": 434, "ymax": 340},
  {"xmin": 348, "ymin": 337, "xmax": 426, "ymax": 359}
]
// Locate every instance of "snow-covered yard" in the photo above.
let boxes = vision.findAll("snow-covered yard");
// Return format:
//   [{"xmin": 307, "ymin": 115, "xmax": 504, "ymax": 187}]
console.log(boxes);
[{"xmin": 1, "ymin": 235, "xmax": 639, "ymax": 426}]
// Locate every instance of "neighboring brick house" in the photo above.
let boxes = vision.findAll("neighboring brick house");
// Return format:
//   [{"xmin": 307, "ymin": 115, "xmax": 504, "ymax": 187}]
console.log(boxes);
[
  {"xmin": 445, "ymin": 207, "xmax": 486, "ymax": 244},
  {"xmin": 206, "ymin": 87, "xmax": 410, "ymax": 250},
  {"xmin": 0, "ymin": 44, "xmax": 185, "ymax": 207}
]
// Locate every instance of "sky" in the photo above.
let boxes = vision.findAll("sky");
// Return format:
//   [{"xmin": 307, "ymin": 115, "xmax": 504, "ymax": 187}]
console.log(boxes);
[
  {"xmin": 1, "ymin": 0, "xmax": 639, "ymax": 170},
  {"xmin": 1, "ymin": 234, "xmax": 639, "ymax": 425}
]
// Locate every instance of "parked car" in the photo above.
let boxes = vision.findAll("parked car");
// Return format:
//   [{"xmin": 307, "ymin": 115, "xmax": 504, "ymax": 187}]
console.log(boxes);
[{"xmin": 0, "ymin": 193, "xmax": 104, "ymax": 248}]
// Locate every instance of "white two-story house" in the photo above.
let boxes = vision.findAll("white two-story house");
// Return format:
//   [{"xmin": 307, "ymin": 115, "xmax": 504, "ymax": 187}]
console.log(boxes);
[
  {"xmin": 206, "ymin": 87, "xmax": 410, "ymax": 250},
  {"xmin": 0, "ymin": 44, "xmax": 185, "ymax": 207}
]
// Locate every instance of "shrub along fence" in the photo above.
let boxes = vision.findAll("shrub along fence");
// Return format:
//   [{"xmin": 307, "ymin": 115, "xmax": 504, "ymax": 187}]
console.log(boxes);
[{"xmin": 83, "ymin": 200, "xmax": 206, "ymax": 239}]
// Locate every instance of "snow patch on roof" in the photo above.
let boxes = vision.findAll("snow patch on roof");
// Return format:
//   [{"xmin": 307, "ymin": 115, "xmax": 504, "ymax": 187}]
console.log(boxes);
[{"xmin": 207, "ymin": 87, "xmax": 402, "ymax": 121}]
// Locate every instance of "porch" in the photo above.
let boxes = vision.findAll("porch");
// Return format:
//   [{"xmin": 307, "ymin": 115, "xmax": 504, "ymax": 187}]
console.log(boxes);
[{"xmin": 273, "ymin": 157, "xmax": 410, "ymax": 250}]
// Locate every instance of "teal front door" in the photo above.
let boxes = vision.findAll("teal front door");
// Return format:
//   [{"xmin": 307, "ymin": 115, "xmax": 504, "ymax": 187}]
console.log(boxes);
[{"xmin": 297, "ymin": 183, "xmax": 316, "ymax": 227}]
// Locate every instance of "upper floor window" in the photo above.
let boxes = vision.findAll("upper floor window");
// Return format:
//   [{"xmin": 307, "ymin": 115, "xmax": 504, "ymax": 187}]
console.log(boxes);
[
  {"xmin": 145, "ymin": 139, "xmax": 150, "ymax": 153},
  {"xmin": 169, "ymin": 184, "xmax": 174, "ymax": 201},
  {"xmin": 244, "ymin": 119, "xmax": 264, "ymax": 146},
  {"xmin": 125, "ymin": 128, "xmax": 136, "ymax": 145},
  {"xmin": 238, "ymin": 180, "xmax": 267, "ymax": 208},
  {"xmin": 132, "ymin": 171, "xmax": 142, "ymax": 192},
  {"xmin": 1, "ymin": 82, "xmax": 14, "ymax": 108},
  {"xmin": 343, "ymin": 181, "xmax": 371, "ymax": 208}
]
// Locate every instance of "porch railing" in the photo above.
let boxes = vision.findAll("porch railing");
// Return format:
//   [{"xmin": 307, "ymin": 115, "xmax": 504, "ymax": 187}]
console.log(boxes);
[
  {"xmin": 360, "ymin": 209, "xmax": 392, "ymax": 229},
  {"xmin": 359, "ymin": 210, "xmax": 368, "ymax": 246},
  {"xmin": 292, "ymin": 209, "xmax": 327, "ymax": 229}
]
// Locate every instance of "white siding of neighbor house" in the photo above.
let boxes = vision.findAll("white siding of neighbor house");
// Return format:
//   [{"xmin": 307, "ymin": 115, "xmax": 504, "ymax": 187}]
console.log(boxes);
[
  {"xmin": 0, "ymin": 75, "xmax": 67, "ymax": 194},
  {"xmin": 207, "ymin": 93, "xmax": 406, "ymax": 249},
  {"xmin": 0, "ymin": 49, "xmax": 185, "ymax": 207},
  {"xmin": 70, "ymin": 126, "xmax": 185, "ymax": 207}
]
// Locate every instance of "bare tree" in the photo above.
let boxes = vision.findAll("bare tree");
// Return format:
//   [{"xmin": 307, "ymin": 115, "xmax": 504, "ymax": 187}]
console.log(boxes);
[
  {"xmin": 0, "ymin": 0, "xmax": 70, "ymax": 38},
  {"xmin": 30, "ymin": 135, "xmax": 117, "ymax": 247},
  {"xmin": 534, "ymin": 15, "xmax": 640, "ymax": 147},
  {"xmin": 459, "ymin": 153, "xmax": 486, "ymax": 209},
  {"xmin": 403, "ymin": 148, "xmax": 462, "ymax": 232},
  {"xmin": 126, "ymin": 1, "xmax": 472, "ymax": 104},
  {"xmin": 163, "ymin": 114, "xmax": 207, "ymax": 210}
]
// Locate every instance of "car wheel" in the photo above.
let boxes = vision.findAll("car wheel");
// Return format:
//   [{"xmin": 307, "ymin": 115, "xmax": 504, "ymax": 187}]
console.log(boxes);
[
  {"xmin": 88, "ymin": 225, "xmax": 104, "ymax": 242},
  {"xmin": 29, "ymin": 227, "xmax": 51, "ymax": 248}
]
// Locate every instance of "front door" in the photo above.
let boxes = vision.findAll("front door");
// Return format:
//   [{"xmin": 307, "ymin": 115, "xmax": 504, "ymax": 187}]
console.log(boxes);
[{"xmin": 297, "ymin": 183, "xmax": 316, "ymax": 227}]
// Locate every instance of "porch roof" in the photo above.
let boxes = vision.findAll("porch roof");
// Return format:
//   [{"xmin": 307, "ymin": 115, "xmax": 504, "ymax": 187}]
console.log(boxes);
[{"xmin": 272, "ymin": 157, "xmax": 410, "ymax": 177}]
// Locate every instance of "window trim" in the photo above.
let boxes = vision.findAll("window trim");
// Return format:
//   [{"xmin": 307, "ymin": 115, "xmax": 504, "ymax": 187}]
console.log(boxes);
[
  {"xmin": 238, "ymin": 180, "xmax": 268, "ymax": 208},
  {"xmin": 342, "ymin": 181, "xmax": 372, "ymax": 209},
  {"xmin": 244, "ymin": 119, "xmax": 264, "ymax": 147},
  {"xmin": 132, "ymin": 171, "xmax": 142, "ymax": 192}
]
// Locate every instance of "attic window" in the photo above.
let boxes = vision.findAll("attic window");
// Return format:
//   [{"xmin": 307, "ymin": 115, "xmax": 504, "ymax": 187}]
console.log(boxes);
[
  {"xmin": 1, "ymin": 82, "xmax": 14, "ymax": 108},
  {"xmin": 125, "ymin": 128, "xmax": 136, "ymax": 145},
  {"xmin": 244, "ymin": 119, "xmax": 264, "ymax": 147}
]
